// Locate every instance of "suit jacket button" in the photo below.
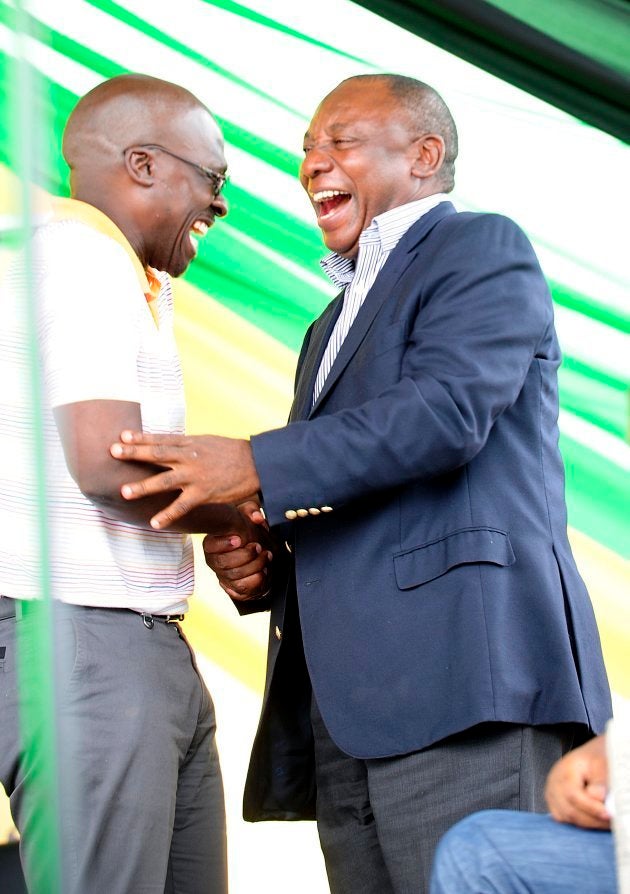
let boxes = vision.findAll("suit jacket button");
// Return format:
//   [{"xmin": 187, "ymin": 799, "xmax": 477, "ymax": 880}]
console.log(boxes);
[
  {"xmin": 275, "ymin": 625, "xmax": 282, "ymax": 640},
  {"xmin": 308, "ymin": 508, "xmax": 321, "ymax": 515},
  {"xmin": 285, "ymin": 510, "xmax": 297, "ymax": 520},
  {"xmin": 321, "ymin": 506, "xmax": 333, "ymax": 512},
  {"xmin": 296, "ymin": 509, "xmax": 309, "ymax": 518},
  {"xmin": 284, "ymin": 541, "xmax": 293, "ymax": 554}
]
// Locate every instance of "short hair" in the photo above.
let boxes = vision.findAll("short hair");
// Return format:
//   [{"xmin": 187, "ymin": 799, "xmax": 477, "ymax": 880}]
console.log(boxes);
[{"xmin": 342, "ymin": 74, "xmax": 458, "ymax": 192}]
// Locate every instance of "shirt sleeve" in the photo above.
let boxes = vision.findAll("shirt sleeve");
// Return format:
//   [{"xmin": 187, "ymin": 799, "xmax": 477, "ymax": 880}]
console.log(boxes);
[{"xmin": 35, "ymin": 221, "xmax": 145, "ymax": 409}]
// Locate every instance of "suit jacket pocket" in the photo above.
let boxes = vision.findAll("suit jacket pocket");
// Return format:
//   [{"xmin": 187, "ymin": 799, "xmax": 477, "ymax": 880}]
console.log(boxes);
[{"xmin": 393, "ymin": 527, "xmax": 515, "ymax": 589}]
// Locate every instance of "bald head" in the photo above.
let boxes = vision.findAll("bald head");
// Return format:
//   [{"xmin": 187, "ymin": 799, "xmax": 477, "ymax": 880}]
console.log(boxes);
[
  {"xmin": 337, "ymin": 74, "xmax": 458, "ymax": 191},
  {"xmin": 63, "ymin": 74, "xmax": 211, "ymax": 173},
  {"xmin": 61, "ymin": 74, "xmax": 228, "ymax": 277}
]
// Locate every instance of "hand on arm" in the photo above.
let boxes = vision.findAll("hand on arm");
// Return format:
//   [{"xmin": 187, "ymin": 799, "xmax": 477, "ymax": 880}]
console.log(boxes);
[
  {"xmin": 110, "ymin": 430, "xmax": 260, "ymax": 529},
  {"xmin": 545, "ymin": 735, "xmax": 610, "ymax": 830},
  {"xmin": 56, "ymin": 400, "xmax": 259, "ymax": 536}
]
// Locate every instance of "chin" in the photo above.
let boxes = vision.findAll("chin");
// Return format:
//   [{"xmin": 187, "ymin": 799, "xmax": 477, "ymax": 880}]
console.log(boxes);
[
  {"xmin": 323, "ymin": 231, "xmax": 360, "ymax": 259},
  {"xmin": 325, "ymin": 240, "xmax": 359, "ymax": 259},
  {"xmin": 165, "ymin": 255, "xmax": 191, "ymax": 278}
]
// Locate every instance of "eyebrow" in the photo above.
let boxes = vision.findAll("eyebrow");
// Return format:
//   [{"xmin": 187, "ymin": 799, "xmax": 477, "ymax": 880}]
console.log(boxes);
[{"xmin": 303, "ymin": 122, "xmax": 354, "ymax": 141}]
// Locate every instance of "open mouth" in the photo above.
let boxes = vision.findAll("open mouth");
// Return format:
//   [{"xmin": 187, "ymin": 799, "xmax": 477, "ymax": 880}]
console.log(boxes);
[
  {"xmin": 311, "ymin": 189, "xmax": 351, "ymax": 220},
  {"xmin": 189, "ymin": 219, "xmax": 210, "ymax": 254}
]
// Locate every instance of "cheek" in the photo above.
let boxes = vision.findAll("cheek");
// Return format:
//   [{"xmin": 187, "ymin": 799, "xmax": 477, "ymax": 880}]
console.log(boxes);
[{"xmin": 299, "ymin": 171, "xmax": 309, "ymax": 194}]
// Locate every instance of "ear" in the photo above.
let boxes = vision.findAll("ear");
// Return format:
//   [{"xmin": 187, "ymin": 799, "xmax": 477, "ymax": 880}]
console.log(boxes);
[
  {"xmin": 123, "ymin": 147, "xmax": 157, "ymax": 187},
  {"xmin": 410, "ymin": 134, "xmax": 446, "ymax": 180}
]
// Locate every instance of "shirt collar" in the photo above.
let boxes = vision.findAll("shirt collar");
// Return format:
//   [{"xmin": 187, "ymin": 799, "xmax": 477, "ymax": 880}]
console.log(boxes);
[
  {"xmin": 320, "ymin": 193, "xmax": 449, "ymax": 289},
  {"xmin": 46, "ymin": 197, "xmax": 162, "ymax": 322},
  {"xmin": 320, "ymin": 253, "xmax": 355, "ymax": 290}
]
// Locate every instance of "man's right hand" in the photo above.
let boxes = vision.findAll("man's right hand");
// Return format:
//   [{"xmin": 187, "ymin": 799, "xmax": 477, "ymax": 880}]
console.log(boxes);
[
  {"xmin": 203, "ymin": 533, "xmax": 273, "ymax": 603},
  {"xmin": 545, "ymin": 734, "xmax": 611, "ymax": 830}
]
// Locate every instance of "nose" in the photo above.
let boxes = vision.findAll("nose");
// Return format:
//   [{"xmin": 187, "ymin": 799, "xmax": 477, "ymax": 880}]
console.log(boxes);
[
  {"xmin": 300, "ymin": 145, "xmax": 334, "ymax": 184},
  {"xmin": 211, "ymin": 194, "xmax": 228, "ymax": 218}
]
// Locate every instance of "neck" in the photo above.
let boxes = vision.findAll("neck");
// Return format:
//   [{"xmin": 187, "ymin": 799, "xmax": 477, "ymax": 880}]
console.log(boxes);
[{"xmin": 72, "ymin": 189, "xmax": 146, "ymax": 266}]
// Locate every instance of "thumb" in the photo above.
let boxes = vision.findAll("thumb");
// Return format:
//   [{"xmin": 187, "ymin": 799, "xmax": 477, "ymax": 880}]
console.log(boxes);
[
  {"xmin": 202, "ymin": 533, "xmax": 242, "ymax": 554},
  {"xmin": 238, "ymin": 498, "xmax": 268, "ymax": 527}
]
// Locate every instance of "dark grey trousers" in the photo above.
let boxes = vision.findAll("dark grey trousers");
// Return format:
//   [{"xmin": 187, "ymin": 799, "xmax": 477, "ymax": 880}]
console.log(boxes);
[
  {"xmin": 0, "ymin": 604, "xmax": 227, "ymax": 894},
  {"xmin": 311, "ymin": 699, "xmax": 577, "ymax": 894}
]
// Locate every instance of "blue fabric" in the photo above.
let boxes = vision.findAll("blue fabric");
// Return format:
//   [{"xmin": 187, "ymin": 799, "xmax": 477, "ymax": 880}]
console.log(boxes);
[
  {"xmin": 430, "ymin": 810, "xmax": 616, "ymax": 894},
  {"xmin": 245, "ymin": 203, "xmax": 611, "ymax": 820}
]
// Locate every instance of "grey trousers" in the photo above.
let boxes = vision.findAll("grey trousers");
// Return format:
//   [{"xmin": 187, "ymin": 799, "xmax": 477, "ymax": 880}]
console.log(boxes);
[
  {"xmin": 311, "ymin": 699, "xmax": 578, "ymax": 894},
  {"xmin": 0, "ymin": 604, "xmax": 227, "ymax": 894}
]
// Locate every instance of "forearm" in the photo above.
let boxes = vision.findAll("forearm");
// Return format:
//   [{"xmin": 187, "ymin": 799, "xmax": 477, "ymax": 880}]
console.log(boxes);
[{"xmin": 90, "ymin": 486, "xmax": 253, "ymax": 536}]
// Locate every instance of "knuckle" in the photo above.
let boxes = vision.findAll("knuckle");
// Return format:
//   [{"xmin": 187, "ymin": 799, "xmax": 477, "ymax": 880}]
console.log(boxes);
[
  {"xmin": 162, "ymin": 472, "xmax": 177, "ymax": 490},
  {"xmin": 174, "ymin": 499, "xmax": 190, "ymax": 517}
]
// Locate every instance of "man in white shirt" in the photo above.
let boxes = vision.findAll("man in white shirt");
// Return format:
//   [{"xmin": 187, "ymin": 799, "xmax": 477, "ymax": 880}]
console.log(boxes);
[{"xmin": 0, "ymin": 74, "xmax": 260, "ymax": 893}]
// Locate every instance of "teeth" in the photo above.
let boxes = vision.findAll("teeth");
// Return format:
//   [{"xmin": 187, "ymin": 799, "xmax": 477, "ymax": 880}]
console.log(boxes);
[
  {"xmin": 191, "ymin": 220, "xmax": 209, "ymax": 235},
  {"xmin": 311, "ymin": 189, "xmax": 349, "ymax": 203}
]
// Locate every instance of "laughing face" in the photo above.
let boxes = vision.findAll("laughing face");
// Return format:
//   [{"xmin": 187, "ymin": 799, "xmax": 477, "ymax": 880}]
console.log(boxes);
[
  {"xmin": 301, "ymin": 80, "xmax": 427, "ymax": 259},
  {"xmin": 147, "ymin": 107, "xmax": 228, "ymax": 277}
]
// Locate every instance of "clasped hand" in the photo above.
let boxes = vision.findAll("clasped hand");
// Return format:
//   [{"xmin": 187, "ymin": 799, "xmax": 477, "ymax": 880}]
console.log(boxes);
[{"xmin": 203, "ymin": 520, "xmax": 274, "ymax": 603}]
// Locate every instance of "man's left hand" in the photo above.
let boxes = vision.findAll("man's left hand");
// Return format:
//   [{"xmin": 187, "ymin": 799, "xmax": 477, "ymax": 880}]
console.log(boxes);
[
  {"xmin": 203, "ymin": 533, "xmax": 273, "ymax": 602},
  {"xmin": 110, "ymin": 430, "xmax": 260, "ymax": 529}
]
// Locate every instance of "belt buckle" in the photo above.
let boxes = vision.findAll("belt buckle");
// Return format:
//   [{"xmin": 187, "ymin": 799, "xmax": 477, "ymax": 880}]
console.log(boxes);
[
  {"xmin": 141, "ymin": 612, "xmax": 184, "ymax": 628},
  {"xmin": 163, "ymin": 614, "xmax": 185, "ymax": 624}
]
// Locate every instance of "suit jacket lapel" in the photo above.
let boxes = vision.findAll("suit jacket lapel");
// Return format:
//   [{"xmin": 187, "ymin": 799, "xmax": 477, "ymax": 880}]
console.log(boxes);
[
  {"xmin": 290, "ymin": 292, "xmax": 344, "ymax": 422},
  {"xmin": 310, "ymin": 202, "xmax": 457, "ymax": 415}
]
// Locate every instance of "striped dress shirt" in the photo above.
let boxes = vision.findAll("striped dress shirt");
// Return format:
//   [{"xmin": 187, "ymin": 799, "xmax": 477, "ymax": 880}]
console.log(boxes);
[
  {"xmin": 313, "ymin": 194, "xmax": 448, "ymax": 404},
  {"xmin": 0, "ymin": 207, "xmax": 193, "ymax": 614}
]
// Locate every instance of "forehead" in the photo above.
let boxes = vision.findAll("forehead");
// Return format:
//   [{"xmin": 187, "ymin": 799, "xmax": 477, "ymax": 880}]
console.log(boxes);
[
  {"xmin": 306, "ymin": 81, "xmax": 405, "ymax": 138},
  {"xmin": 169, "ymin": 106, "xmax": 226, "ymax": 166}
]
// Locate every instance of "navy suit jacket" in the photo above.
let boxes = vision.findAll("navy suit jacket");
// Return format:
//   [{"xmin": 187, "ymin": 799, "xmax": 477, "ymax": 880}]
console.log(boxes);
[{"xmin": 244, "ymin": 202, "xmax": 611, "ymax": 821}]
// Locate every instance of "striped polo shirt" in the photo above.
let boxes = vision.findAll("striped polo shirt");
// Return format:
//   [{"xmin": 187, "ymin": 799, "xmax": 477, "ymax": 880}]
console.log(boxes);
[
  {"xmin": 313, "ymin": 194, "xmax": 448, "ymax": 403},
  {"xmin": 0, "ymin": 200, "xmax": 193, "ymax": 614}
]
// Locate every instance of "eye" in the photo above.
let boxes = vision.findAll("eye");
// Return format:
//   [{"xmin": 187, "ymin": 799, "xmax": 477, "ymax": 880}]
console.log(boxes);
[{"xmin": 332, "ymin": 138, "xmax": 355, "ymax": 148}]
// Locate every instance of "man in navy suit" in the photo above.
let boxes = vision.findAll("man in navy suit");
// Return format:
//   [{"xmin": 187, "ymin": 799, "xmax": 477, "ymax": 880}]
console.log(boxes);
[{"xmin": 112, "ymin": 74, "xmax": 612, "ymax": 893}]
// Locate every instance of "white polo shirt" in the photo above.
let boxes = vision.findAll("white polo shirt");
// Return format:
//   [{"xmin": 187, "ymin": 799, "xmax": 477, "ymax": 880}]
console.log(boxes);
[{"xmin": 0, "ymin": 199, "xmax": 193, "ymax": 614}]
